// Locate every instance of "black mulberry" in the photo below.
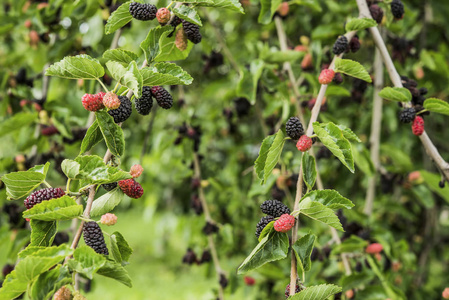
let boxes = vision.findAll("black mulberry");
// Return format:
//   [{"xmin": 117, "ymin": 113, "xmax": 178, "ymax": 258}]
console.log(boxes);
[
  {"xmin": 151, "ymin": 86, "xmax": 173, "ymax": 109},
  {"xmin": 399, "ymin": 108, "xmax": 416, "ymax": 123},
  {"xmin": 349, "ymin": 35, "xmax": 361, "ymax": 53},
  {"xmin": 102, "ymin": 182, "xmax": 118, "ymax": 191},
  {"xmin": 24, "ymin": 188, "xmax": 65, "ymax": 209},
  {"xmin": 333, "ymin": 73, "xmax": 343, "ymax": 84},
  {"xmin": 369, "ymin": 4, "xmax": 384, "ymax": 24},
  {"xmin": 181, "ymin": 20, "xmax": 202, "ymax": 44},
  {"xmin": 202, "ymin": 221, "xmax": 219, "ymax": 235},
  {"xmin": 83, "ymin": 221, "xmax": 109, "ymax": 255},
  {"xmin": 391, "ymin": 0, "xmax": 404, "ymax": 20},
  {"xmin": 285, "ymin": 117, "xmax": 304, "ymax": 140},
  {"xmin": 129, "ymin": 2, "xmax": 157, "ymax": 21},
  {"xmin": 332, "ymin": 36, "xmax": 348, "ymax": 55},
  {"xmin": 255, "ymin": 216, "xmax": 275, "ymax": 238},
  {"xmin": 260, "ymin": 200, "xmax": 290, "ymax": 217},
  {"xmin": 108, "ymin": 96, "xmax": 132, "ymax": 123},
  {"xmin": 134, "ymin": 86, "xmax": 153, "ymax": 115}
]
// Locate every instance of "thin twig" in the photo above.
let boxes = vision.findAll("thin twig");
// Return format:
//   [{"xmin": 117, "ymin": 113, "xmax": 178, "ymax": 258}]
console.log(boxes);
[
  {"xmin": 289, "ymin": 31, "xmax": 357, "ymax": 295},
  {"xmin": 364, "ymin": 39, "xmax": 384, "ymax": 216},
  {"xmin": 193, "ymin": 153, "xmax": 225, "ymax": 299},
  {"xmin": 355, "ymin": 0, "xmax": 449, "ymax": 182}
]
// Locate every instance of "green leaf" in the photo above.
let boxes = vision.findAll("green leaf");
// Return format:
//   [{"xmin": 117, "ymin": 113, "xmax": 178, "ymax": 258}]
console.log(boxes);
[
  {"xmin": 332, "ymin": 236, "xmax": 368, "ymax": 254},
  {"xmin": 15, "ymin": 245, "xmax": 73, "ymax": 282},
  {"xmin": 0, "ymin": 270, "xmax": 28, "ymax": 300},
  {"xmin": 198, "ymin": 0, "xmax": 244, "ymax": 13},
  {"xmin": 177, "ymin": 0, "xmax": 213, "ymax": 3},
  {"xmin": 29, "ymin": 162, "xmax": 50, "ymax": 176},
  {"xmin": 30, "ymin": 220, "xmax": 58, "ymax": 247},
  {"xmin": 105, "ymin": 1, "xmax": 132, "ymax": 34},
  {"xmin": 254, "ymin": 134, "xmax": 276, "ymax": 182},
  {"xmin": 29, "ymin": 265, "xmax": 71, "ymax": 300},
  {"xmin": 173, "ymin": 6, "xmax": 202, "ymax": 26},
  {"xmin": 61, "ymin": 159, "xmax": 81, "ymax": 179},
  {"xmin": 96, "ymin": 111, "xmax": 125, "ymax": 157},
  {"xmin": 140, "ymin": 62, "xmax": 193, "ymax": 86},
  {"xmin": 74, "ymin": 155, "xmax": 131, "ymax": 185},
  {"xmin": 420, "ymin": 170, "xmax": 449, "ymax": 204},
  {"xmin": 105, "ymin": 61, "xmax": 142, "ymax": 98},
  {"xmin": 103, "ymin": 49, "xmax": 139, "ymax": 66},
  {"xmin": 97, "ymin": 260, "xmax": 133, "ymax": 287},
  {"xmin": 334, "ymin": 58, "xmax": 372, "ymax": 83},
  {"xmin": 1, "ymin": 170, "xmax": 46, "ymax": 200},
  {"xmin": 313, "ymin": 122, "xmax": 354, "ymax": 173},
  {"xmin": 23, "ymin": 196, "xmax": 83, "ymax": 221},
  {"xmin": 68, "ymin": 246, "xmax": 107, "ymax": 279},
  {"xmin": 45, "ymin": 54, "xmax": 105, "ymax": 80},
  {"xmin": 287, "ymin": 284, "xmax": 341, "ymax": 300},
  {"xmin": 345, "ymin": 18, "xmax": 377, "ymax": 32},
  {"xmin": 264, "ymin": 130, "xmax": 286, "ymax": 184},
  {"xmin": 236, "ymin": 59, "xmax": 264, "ymax": 104},
  {"xmin": 298, "ymin": 198, "xmax": 343, "ymax": 231},
  {"xmin": 110, "ymin": 231, "xmax": 133, "ymax": 265},
  {"xmin": 378, "ymin": 87, "xmax": 412, "ymax": 102},
  {"xmin": 258, "ymin": 221, "xmax": 274, "ymax": 242},
  {"xmin": 260, "ymin": 50, "xmax": 304, "ymax": 64},
  {"xmin": 302, "ymin": 152, "xmax": 316, "ymax": 190},
  {"xmin": 292, "ymin": 233, "xmax": 316, "ymax": 275},
  {"xmin": 258, "ymin": 0, "xmax": 281, "ymax": 24},
  {"xmin": 237, "ymin": 230, "xmax": 289, "ymax": 274},
  {"xmin": 337, "ymin": 125, "xmax": 361, "ymax": 143},
  {"xmin": 154, "ymin": 30, "xmax": 194, "ymax": 62},
  {"xmin": 91, "ymin": 188, "xmax": 125, "ymax": 217},
  {"xmin": 80, "ymin": 120, "xmax": 104, "ymax": 154},
  {"xmin": 140, "ymin": 26, "xmax": 172, "ymax": 63},
  {"xmin": 423, "ymin": 98, "xmax": 449, "ymax": 116},
  {"xmin": 301, "ymin": 190, "xmax": 354, "ymax": 210},
  {"xmin": 0, "ymin": 112, "xmax": 37, "ymax": 138}
]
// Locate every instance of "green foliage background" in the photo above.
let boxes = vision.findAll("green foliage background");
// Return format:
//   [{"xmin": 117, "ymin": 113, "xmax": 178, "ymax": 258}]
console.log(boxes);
[{"xmin": 1, "ymin": 0, "xmax": 449, "ymax": 299}]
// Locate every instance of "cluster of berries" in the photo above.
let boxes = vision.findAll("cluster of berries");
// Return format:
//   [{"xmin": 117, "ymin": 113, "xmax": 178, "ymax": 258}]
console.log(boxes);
[
  {"xmin": 285, "ymin": 117, "xmax": 313, "ymax": 152},
  {"xmin": 173, "ymin": 123, "xmax": 202, "ymax": 152},
  {"xmin": 182, "ymin": 248, "xmax": 212, "ymax": 265},
  {"xmin": 82, "ymin": 86, "xmax": 174, "ymax": 123},
  {"xmin": 398, "ymin": 76, "xmax": 429, "ymax": 136},
  {"xmin": 255, "ymin": 200, "xmax": 294, "ymax": 237},
  {"xmin": 102, "ymin": 164, "xmax": 144, "ymax": 199},
  {"xmin": 332, "ymin": 35, "xmax": 361, "ymax": 56},
  {"xmin": 368, "ymin": 0, "xmax": 404, "ymax": 24},
  {"xmin": 129, "ymin": 2, "xmax": 202, "ymax": 47}
]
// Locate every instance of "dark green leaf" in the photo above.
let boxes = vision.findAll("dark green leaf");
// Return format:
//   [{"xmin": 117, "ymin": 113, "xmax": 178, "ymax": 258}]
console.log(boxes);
[
  {"xmin": 67, "ymin": 246, "xmax": 107, "ymax": 279},
  {"xmin": 292, "ymin": 233, "xmax": 316, "ymax": 275},
  {"xmin": 105, "ymin": 1, "xmax": 132, "ymax": 34},
  {"xmin": 96, "ymin": 111, "xmax": 125, "ymax": 157},
  {"xmin": 302, "ymin": 152, "xmax": 316, "ymax": 190},
  {"xmin": 110, "ymin": 231, "xmax": 133, "ymax": 264},
  {"xmin": 74, "ymin": 155, "xmax": 131, "ymax": 185},
  {"xmin": 91, "ymin": 188, "xmax": 125, "ymax": 217},
  {"xmin": 237, "ymin": 230, "xmax": 289, "ymax": 274},
  {"xmin": 97, "ymin": 260, "xmax": 132, "ymax": 287},
  {"xmin": 332, "ymin": 236, "xmax": 368, "ymax": 254},
  {"xmin": 263, "ymin": 130, "xmax": 286, "ymax": 184},
  {"xmin": 29, "ymin": 265, "xmax": 71, "ymax": 300},
  {"xmin": 341, "ymin": 272, "xmax": 374, "ymax": 292},
  {"xmin": 140, "ymin": 26, "xmax": 173, "ymax": 63},
  {"xmin": 30, "ymin": 220, "xmax": 58, "ymax": 247},
  {"xmin": 173, "ymin": 6, "xmax": 202, "ymax": 26},
  {"xmin": 80, "ymin": 120, "xmax": 104, "ymax": 154},
  {"xmin": 258, "ymin": 0, "xmax": 282, "ymax": 24},
  {"xmin": 254, "ymin": 134, "xmax": 275, "ymax": 182}
]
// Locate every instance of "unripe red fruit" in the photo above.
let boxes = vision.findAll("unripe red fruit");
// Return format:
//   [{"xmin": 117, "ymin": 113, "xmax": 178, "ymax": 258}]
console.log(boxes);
[
  {"xmin": 244, "ymin": 276, "xmax": 256, "ymax": 286},
  {"xmin": 29, "ymin": 30, "xmax": 39, "ymax": 46},
  {"xmin": 345, "ymin": 290, "xmax": 354, "ymax": 299},
  {"xmin": 82, "ymin": 93, "xmax": 104, "ymax": 112},
  {"xmin": 412, "ymin": 116, "xmax": 424, "ymax": 136},
  {"xmin": 277, "ymin": 2, "xmax": 289, "ymax": 17},
  {"xmin": 366, "ymin": 243, "xmax": 383, "ymax": 254},
  {"xmin": 301, "ymin": 53, "xmax": 313, "ymax": 70},
  {"xmin": 102, "ymin": 92, "xmax": 121, "ymax": 110},
  {"xmin": 296, "ymin": 135, "xmax": 313, "ymax": 152},
  {"xmin": 119, "ymin": 179, "xmax": 144, "ymax": 199},
  {"xmin": 318, "ymin": 69, "xmax": 335, "ymax": 85},
  {"xmin": 274, "ymin": 214, "xmax": 295, "ymax": 232},
  {"xmin": 15, "ymin": 154, "xmax": 26, "ymax": 163},
  {"xmin": 294, "ymin": 45, "xmax": 307, "ymax": 52},
  {"xmin": 130, "ymin": 164, "xmax": 144, "ymax": 178},
  {"xmin": 442, "ymin": 287, "xmax": 449, "ymax": 299},
  {"xmin": 156, "ymin": 8, "xmax": 171, "ymax": 25},
  {"xmin": 175, "ymin": 27, "xmax": 188, "ymax": 51},
  {"xmin": 24, "ymin": 19, "xmax": 32, "ymax": 28}
]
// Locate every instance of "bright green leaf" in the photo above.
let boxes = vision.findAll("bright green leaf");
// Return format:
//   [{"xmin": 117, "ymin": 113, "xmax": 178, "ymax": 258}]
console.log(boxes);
[
  {"xmin": 173, "ymin": 6, "xmax": 202, "ymax": 26},
  {"xmin": 378, "ymin": 87, "xmax": 412, "ymax": 102},
  {"xmin": 0, "ymin": 112, "xmax": 37, "ymax": 138},
  {"xmin": 91, "ymin": 189, "xmax": 125, "ymax": 217},
  {"xmin": 61, "ymin": 159, "xmax": 81, "ymax": 179},
  {"xmin": 30, "ymin": 220, "xmax": 58, "ymax": 247},
  {"xmin": 67, "ymin": 246, "xmax": 107, "ymax": 279},
  {"xmin": 140, "ymin": 62, "xmax": 193, "ymax": 86},
  {"xmin": 292, "ymin": 233, "xmax": 316, "ymax": 275},
  {"xmin": 105, "ymin": 1, "xmax": 132, "ymax": 34},
  {"xmin": 254, "ymin": 134, "xmax": 275, "ymax": 182},
  {"xmin": 287, "ymin": 284, "xmax": 341, "ymax": 300},
  {"xmin": 96, "ymin": 111, "xmax": 125, "ymax": 157},
  {"xmin": 258, "ymin": 0, "xmax": 281, "ymax": 24},
  {"xmin": 423, "ymin": 98, "xmax": 449, "ymax": 116},
  {"xmin": 29, "ymin": 265, "xmax": 71, "ymax": 300},
  {"xmin": 301, "ymin": 190, "xmax": 354, "ymax": 210},
  {"xmin": 298, "ymin": 198, "xmax": 343, "ymax": 231},
  {"xmin": 1, "ymin": 170, "xmax": 46, "ymax": 200},
  {"xmin": 97, "ymin": 260, "xmax": 133, "ymax": 287},
  {"xmin": 302, "ymin": 152, "xmax": 316, "ymax": 190},
  {"xmin": 345, "ymin": 18, "xmax": 377, "ymax": 32},
  {"xmin": 154, "ymin": 30, "xmax": 194, "ymax": 62},
  {"xmin": 103, "ymin": 49, "xmax": 139, "ymax": 66},
  {"xmin": 334, "ymin": 58, "xmax": 371, "ymax": 83},
  {"xmin": 45, "ymin": 54, "xmax": 104, "ymax": 80},
  {"xmin": 80, "ymin": 120, "xmax": 104, "ymax": 154},
  {"xmin": 110, "ymin": 231, "xmax": 133, "ymax": 265},
  {"xmin": 23, "ymin": 196, "xmax": 83, "ymax": 221}
]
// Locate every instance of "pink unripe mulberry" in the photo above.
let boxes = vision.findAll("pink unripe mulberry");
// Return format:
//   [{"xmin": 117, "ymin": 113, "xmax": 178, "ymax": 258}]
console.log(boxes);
[
  {"xmin": 100, "ymin": 213, "xmax": 118, "ymax": 226},
  {"xmin": 103, "ymin": 92, "xmax": 121, "ymax": 110},
  {"xmin": 366, "ymin": 243, "xmax": 383, "ymax": 254},
  {"xmin": 318, "ymin": 69, "xmax": 335, "ymax": 85},
  {"xmin": 156, "ymin": 8, "xmax": 171, "ymax": 25},
  {"xmin": 296, "ymin": 135, "xmax": 313, "ymax": 152},
  {"xmin": 273, "ymin": 214, "xmax": 295, "ymax": 233},
  {"xmin": 130, "ymin": 164, "xmax": 144, "ymax": 178}
]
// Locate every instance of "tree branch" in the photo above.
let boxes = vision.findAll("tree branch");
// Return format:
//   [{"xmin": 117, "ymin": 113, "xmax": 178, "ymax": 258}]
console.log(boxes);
[
  {"xmin": 356, "ymin": 0, "xmax": 449, "ymax": 182},
  {"xmin": 364, "ymin": 40, "xmax": 384, "ymax": 216}
]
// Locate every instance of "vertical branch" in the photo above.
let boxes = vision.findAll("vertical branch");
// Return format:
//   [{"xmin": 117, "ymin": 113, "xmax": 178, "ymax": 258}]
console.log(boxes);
[
  {"xmin": 355, "ymin": 0, "xmax": 449, "ymax": 182},
  {"xmin": 364, "ymin": 41, "xmax": 384, "ymax": 216},
  {"xmin": 193, "ymin": 153, "xmax": 225, "ymax": 299},
  {"xmin": 289, "ymin": 31, "xmax": 357, "ymax": 295}
]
